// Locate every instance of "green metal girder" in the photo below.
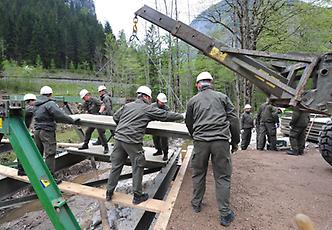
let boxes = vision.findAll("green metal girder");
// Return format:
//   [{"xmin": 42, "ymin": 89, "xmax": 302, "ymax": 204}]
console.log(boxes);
[{"xmin": 1, "ymin": 108, "xmax": 81, "ymax": 229}]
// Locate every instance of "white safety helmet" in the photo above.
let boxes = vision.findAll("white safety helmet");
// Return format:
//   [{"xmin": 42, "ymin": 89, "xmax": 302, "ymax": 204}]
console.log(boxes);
[
  {"xmin": 79, "ymin": 89, "xmax": 89, "ymax": 99},
  {"xmin": 136, "ymin": 86, "xmax": 152, "ymax": 98},
  {"xmin": 23, "ymin": 93, "xmax": 37, "ymax": 101},
  {"xmin": 157, "ymin": 93, "xmax": 167, "ymax": 103},
  {"xmin": 244, "ymin": 104, "xmax": 252, "ymax": 109},
  {"xmin": 98, "ymin": 85, "xmax": 107, "ymax": 92},
  {"xmin": 196, "ymin": 71, "xmax": 213, "ymax": 83},
  {"xmin": 40, "ymin": 86, "xmax": 53, "ymax": 95}
]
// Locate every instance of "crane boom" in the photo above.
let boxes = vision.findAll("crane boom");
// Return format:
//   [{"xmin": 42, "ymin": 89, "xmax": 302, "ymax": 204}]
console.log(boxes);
[{"xmin": 135, "ymin": 5, "xmax": 332, "ymax": 115}]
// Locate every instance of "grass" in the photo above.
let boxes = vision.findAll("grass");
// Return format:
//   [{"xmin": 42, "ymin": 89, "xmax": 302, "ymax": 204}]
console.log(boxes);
[
  {"xmin": 0, "ymin": 152, "xmax": 17, "ymax": 165},
  {"xmin": 144, "ymin": 135, "xmax": 153, "ymax": 142},
  {"xmin": 56, "ymin": 127, "xmax": 83, "ymax": 143},
  {"xmin": 0, "ymin": 77, "xmax": 103, "ymax": 96},
  {"xmin": 56, "ymin": 127, "xmax": 114, "ymax": 144}
]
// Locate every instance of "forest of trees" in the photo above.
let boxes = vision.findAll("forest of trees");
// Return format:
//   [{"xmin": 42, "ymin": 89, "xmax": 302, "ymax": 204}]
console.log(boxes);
[
  {"xmin": 1, "ymin": 0, "xmax": 332, "ymax": 112},
  {"xmin": 0, "ymin": 0, "xmax": 105, "ymax": 69}
]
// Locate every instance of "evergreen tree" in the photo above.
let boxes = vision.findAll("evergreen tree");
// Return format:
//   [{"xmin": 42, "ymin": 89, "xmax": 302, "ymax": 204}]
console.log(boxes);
[{"xmin": 0, "ymin": 0, "xmax": 105, "ymax": 69}]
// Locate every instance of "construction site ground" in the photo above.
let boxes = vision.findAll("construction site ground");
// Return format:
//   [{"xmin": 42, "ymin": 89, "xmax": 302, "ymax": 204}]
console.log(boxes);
[
  {"xmin": 167, "ymin": 147, "xmax": 332, "ymax": 230},
  {"xmin": 1, "ymin": 144, "xmax": 331, "ymax": 229}
]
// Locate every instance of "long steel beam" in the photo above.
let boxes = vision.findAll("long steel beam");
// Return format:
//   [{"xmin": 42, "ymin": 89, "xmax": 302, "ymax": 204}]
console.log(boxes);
[{"xmin": 70, "ymin": 114, "xmax": 190, "ymax": 139}]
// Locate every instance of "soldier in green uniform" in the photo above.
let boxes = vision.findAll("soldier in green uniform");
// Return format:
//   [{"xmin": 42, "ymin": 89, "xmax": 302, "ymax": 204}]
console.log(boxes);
[
  {"xmin": 240, "ymin": 104, "xmax": 254, "ymax": 150},
  {"xmin": 185, "ymin": 72, "xmax": 240, "ymax": 227},
  {"xmin": 17, "ymin": 93, "xmax": 37, "ymax": 176},
  {"xmin": 152, "ymin": 93, "xmax": 170, "ymax": 161},
  {"xmin": 34, "ymin": 86, "xmax": 79, "ymax": 177},
  {"xmin": 78, "ymin": 89, "xmax": 109, "ymax": 154},
  {"xmin": 287, "ymin": 107, "xmax": 310, "ymax": 156},
  {"xmin": 92, "ymin": 85, "xmax": 114, "ymax": 145},
  {"xmin": 106, "ymin": 86, "xmax": 183, "ymax": 205},
  {"xmin": 256, "ymin": 99, "xmax": 279, "ymax": 151}
]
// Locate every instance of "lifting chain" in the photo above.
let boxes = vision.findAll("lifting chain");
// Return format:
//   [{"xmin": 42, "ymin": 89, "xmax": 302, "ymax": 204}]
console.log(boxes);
[{"xmin": 129, "ymin": 15, "xmax": 139, "ymax": 42}]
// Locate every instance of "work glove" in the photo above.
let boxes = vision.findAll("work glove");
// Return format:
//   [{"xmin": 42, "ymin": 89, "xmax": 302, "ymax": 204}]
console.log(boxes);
[
  {"xmin": 231, "ymin": 144, "xmax": 238, "ymax": 153},
  {"xmin": 240, "ymin": 129, "xmax": 244, "ymax": 134},
  {"xmin": 176, "ymin": 113, "xmax": 185, "ymax": 120},
  {"xmin": 73, "ymin": 118, "xmax": 81, "ymax": 125}
]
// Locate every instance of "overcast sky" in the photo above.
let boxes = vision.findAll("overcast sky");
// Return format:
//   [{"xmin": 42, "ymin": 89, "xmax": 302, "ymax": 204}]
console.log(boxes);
[{"xmin": 94, "ymin": 0, "xmax": 219, "ymax": 38}]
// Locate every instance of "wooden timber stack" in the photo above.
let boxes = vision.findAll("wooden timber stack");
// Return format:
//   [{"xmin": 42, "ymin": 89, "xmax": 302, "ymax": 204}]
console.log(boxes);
[{"xmin": 280, "ymin": 114, "xmax": 330, "ymax": 142}]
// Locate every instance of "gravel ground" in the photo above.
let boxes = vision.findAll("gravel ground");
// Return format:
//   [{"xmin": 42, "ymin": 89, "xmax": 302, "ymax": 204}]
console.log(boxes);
[{"xmin": 166, "ymin": 147, "xmax": 332, "ymax": 230}]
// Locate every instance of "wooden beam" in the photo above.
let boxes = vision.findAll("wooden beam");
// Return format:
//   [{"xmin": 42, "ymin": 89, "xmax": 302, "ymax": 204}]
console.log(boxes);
[
  {"xmin": 57, "ymin": 142, "xmax": 82, "ymax": 148},
  {"xmin": 0, "ymin": 165, "xmax": 166, "ymax": 213},
  {"xmin": 153, "ymin": 145, "xmax": 193, "ymax": 230},
  {"xmin": 1, "ymin": 139, "xmax": 83, "ymax": 149}
]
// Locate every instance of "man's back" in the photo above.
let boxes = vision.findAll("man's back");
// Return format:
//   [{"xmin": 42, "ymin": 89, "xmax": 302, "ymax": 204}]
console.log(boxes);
[
  {"xmin": 114, "ymin": 99, "xmax": 182, "ymax": 144},
  {"xmin": 186, "ymin": 88, "xmax": 239, "ymax": 142}
]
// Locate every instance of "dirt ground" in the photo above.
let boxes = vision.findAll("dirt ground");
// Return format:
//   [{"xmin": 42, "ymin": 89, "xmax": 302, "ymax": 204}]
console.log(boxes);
[
  {"xmin": 1, "ymin": 145, "xmax": 331, "ymax": 230},
  {"xmin": 167, "ymin": 148, "xmax": 332, "ymax": 230}
]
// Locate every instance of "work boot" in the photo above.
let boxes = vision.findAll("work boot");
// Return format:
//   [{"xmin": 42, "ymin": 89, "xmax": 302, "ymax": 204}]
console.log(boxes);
[
  {"xmin": 192, "ymin": 204, "xmax": 201, "ymax": 213},
  {"xmin": 220, "ymin": 210, "xmax": 235, "ymax": 226},
  {"xmin": 287, "ymin": 149, "xmax": 299, "ymax": 156},
  {"xmin": 298, "ymin": 149, "xmax": 304, "ymax": 155},
  {"xmin": 163, "ymin": 154, "xmax": 168, "ymax": 161},
  {"xmin": 106, "ymin": 190, "xmax": 113, "ymax": 201},
  {"xmin": 103, "ymin": 145, "xmax": 109, "ymax": 154},
  {"xmin": 78, "ymin": 143, "xmax": 89, "ymax": 150},
  {"xmin": 92, "ymin": 139, "xmax": 101, "ymax": 146},
  {"xmin": 153, "ymin": 150, "xmax": 162, "ymax": 156},
  {"xmin": 51, "ymin": 173, "xmax": 62, "ymax": 184},
  {"xmin": 55, "ymin": 177, "xmax": 63, "ymax": 184},
  {"xmin": 132, "ymin": 193, "xmax": 149, "ymax": 205},
  {"xmin": 162, "ymin": 150, "xmax": 168, "ymax": 161}
]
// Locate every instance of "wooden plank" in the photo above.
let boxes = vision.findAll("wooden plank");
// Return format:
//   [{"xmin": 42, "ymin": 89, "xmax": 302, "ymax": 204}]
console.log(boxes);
[
  {"xmin": 153, "ymin": 145, "xmax": 193, "ymax": 230},
  {"xmin": 0, "ymin": 165, "xmax": 166, "ymax": 213},
  {"xmin": 57, "ymin": 142, "xmax": 82, "ymax": 148},
  {"xmin": 1, "ymin": 139, "xmax": 83, "ymax": 148},
  {"xmin": 70, "ymin": 114, "xmax": 190, "ymax": 139}
]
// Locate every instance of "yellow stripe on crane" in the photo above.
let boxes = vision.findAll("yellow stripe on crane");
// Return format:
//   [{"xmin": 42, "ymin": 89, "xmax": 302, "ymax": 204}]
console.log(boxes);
[
  {"xmin": 255, "ymin": 69, "xmax": 276, "ymax": 88},
  {"xmin": 209, "ymin": 47, "xmax": 228, "ymax": 62}
]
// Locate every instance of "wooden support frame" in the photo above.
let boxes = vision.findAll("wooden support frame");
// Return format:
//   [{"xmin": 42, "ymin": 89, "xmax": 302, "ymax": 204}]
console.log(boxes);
[
  {"xmin": 153, "ymin": 145, "xmax": 193, "ymax": 230},
  {"xmin": 0, "ymin": 145, "xmax": 194, "ymax": 229},
  {"xmin": 0, "ymin": 165, "xmax": 166, "ymax": 213}
]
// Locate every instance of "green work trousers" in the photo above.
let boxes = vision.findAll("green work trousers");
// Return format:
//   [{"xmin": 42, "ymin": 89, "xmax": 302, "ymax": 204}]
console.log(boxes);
[
  {"xmin": 289, "ymin": 126, "xmax": 306, "ymax": 152},
  {"xmin": 241, "ymin": 128, "xmax": 252, "ymax": 150},
  {"xmin": 191, "ymin": 140, "xmax": 232, "ymax": 216},
  {"xmin": 257, "ymin": 122, "xmax": 277, "ymax": 150},
  {"xmin": 34, "ymin": 129, "xmax": 57, "ymax": 174},
  {"xmin": 153, "ymin": 135, "xmax": 169, "ymax": 154},
  {"xmin": 83, "ymin": 127, "xmax": 108, "ymax": 147},
  {"xmin": 107, "ymin": 140, "xmax": 146, "ymax": 195}
]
